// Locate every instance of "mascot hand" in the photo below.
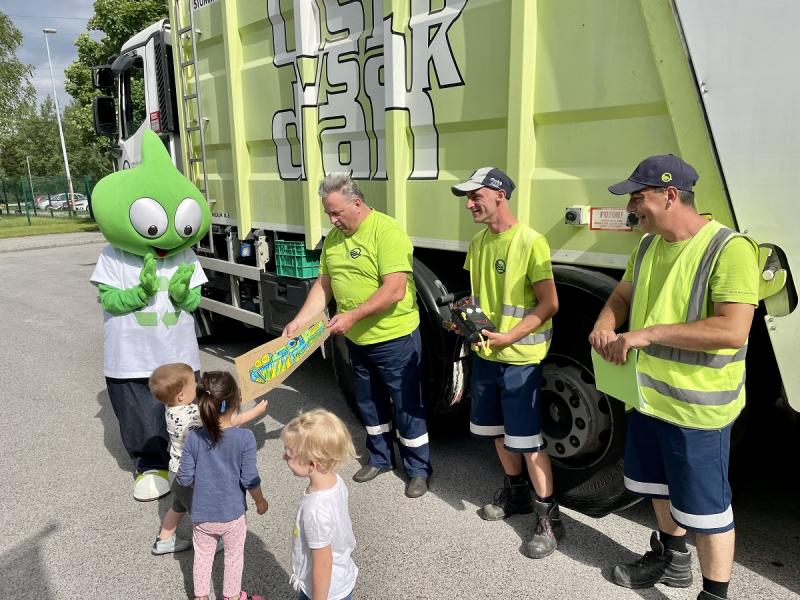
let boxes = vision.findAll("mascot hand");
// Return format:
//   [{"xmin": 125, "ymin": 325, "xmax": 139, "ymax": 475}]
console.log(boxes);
[
  {"xmin": 138, "ymin": 253, "xmax": 159, "ymax": 298},
  {"xmin": 169, "ymin": 263, "xmax": 195, "ymax": 305}
]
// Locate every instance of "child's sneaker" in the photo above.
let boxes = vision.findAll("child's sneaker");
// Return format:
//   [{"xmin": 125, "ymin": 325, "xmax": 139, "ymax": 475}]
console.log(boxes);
[
  {"xmin": 151, "ymin": 535, "xmax": 191, "ymax": 555},
  {"xmin": 224, "ymin": 593, "xmax": 264, "ymax": 600}
]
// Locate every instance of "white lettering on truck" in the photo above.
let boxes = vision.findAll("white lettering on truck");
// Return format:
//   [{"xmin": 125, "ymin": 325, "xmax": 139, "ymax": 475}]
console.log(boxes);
[{"xmin": 269, "ymin": 0, "xmax": 467, "ymax": 181}]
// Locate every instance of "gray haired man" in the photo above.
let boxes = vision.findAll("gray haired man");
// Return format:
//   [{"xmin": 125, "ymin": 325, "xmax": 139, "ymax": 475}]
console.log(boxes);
[{"xmin": 283, "ymin": 173, "xmax": 433, "ymax": 498}]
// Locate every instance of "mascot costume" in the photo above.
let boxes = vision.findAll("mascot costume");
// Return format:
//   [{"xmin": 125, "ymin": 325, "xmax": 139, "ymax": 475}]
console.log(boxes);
[{"xmin": 90, "ymin": 130, "xmax": 211, "ymax": 501}]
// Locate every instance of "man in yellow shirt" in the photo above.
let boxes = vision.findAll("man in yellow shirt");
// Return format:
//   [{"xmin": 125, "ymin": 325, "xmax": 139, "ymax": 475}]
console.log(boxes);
[
  {"xmin": 284, "ymin": 173, "xmax": 432, "ymax": 498},
  {"xmin": 589, "ymin": 155, "xmax": 759, "ymax": 600},
  {"xmin": 453, "ymin": 167, "xmax": 562, "ymax": 559}
]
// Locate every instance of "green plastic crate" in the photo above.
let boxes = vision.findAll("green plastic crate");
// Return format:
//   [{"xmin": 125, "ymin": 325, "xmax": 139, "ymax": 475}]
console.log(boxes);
[{"xmin": 274, "ymin": 240, "xmax": 320, "ymax": 279}]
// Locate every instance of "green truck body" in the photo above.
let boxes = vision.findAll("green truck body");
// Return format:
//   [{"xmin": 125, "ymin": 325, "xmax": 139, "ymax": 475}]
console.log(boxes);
[{"xmin": 93, "ymin": 0, "xmax": 798, "ymax": 513}]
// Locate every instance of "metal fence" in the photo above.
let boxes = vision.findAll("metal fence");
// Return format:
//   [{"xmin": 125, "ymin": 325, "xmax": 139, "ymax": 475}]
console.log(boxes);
[{"xmin": 0, "ymin": 175, "xmax": 100, "ymax": 218}]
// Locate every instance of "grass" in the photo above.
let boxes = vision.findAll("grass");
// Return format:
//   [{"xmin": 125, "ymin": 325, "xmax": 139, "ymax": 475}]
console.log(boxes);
[{"xmin": 0, "ymin": 214, "xmax": 99, "ymax": 239}]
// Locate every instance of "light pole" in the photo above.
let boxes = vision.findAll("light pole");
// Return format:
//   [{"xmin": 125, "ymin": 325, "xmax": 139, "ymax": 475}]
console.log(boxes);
[
  {"xmin": 43, "ymin": 27, "xmax": 75, "ymax": 218},
  {"xmin": 25, "ymin": 156, "xmax": 34, "ymax": 225}
]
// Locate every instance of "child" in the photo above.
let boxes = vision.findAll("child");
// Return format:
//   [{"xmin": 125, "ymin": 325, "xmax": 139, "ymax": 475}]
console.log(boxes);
[
  {"xmin": 282, "ymin": 409, "xmax": 359, "ymax": 600},
  {"xmin": 176, "ymin": 371, "xmax": 268, "ymax": 600},
  {"xmin": 148, "ymin": 363, "xmax": 268, "ymax": 555}
]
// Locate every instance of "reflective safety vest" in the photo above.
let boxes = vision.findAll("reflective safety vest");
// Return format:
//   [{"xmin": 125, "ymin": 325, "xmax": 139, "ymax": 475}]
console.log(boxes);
[
  {"xmin": 630, "ymin": 220, "xmax": 758, "ymax": 429},
  {"xmin": 468, "ymin": 224, "xmax": 553, "ymax": 364}
]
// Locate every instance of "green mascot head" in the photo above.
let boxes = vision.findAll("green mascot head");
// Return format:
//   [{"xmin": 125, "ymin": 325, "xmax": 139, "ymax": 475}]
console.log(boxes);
[{"xmin": 92, "ymin": 130, "xmax": 211, "ymax": 258}]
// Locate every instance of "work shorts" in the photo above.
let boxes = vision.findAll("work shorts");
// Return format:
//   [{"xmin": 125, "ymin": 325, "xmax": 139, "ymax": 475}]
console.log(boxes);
[
  {"xmin": 623, "ymin": 410, "xmax": 734, "ymax": 534},
  {"xmin": 469, "ymin": 355, "xmax": 544, "ymax": 453}
]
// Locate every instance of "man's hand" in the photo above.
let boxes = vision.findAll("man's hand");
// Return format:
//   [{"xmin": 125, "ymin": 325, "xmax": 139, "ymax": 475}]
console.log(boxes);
[
  {"xmin": 327, "ymin": 311, "xmax": 357, "ymax": 336},
  {"xmin": 256, "ymin": 498, "xmax": 269, "ymax": 515},
  {"xmin": 606, "ymin": 329, "xmax": 652, "ymax": 364},
  {"xmin": 168, "ymin": 263, "xmax": 195, "ymax": 305},
  {"xmin": 282, "ymin": 319, "xmax": 302, "ymax": 339},
  {"xmin": 138, "ymin": 253, "xmax": 159, "ymax": 297},
  {"xmin": 477, "ymin": 329, "xmax": 514, "ymax": 349},
  {"xmin": 588, "ymin": 329, "xmax": 618, "ymax": 361}
]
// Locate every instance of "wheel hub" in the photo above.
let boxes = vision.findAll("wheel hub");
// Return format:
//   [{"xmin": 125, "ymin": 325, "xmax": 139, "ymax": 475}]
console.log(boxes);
[{"xmin": 540, "ymin": 361, "xmax": 612, "ymax": 462}]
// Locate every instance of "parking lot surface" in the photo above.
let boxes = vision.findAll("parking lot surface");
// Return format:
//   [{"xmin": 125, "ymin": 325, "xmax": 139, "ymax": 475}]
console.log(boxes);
[{"xmin": 1, "ymin": 236, "xmax": 798, "ymax": 599}]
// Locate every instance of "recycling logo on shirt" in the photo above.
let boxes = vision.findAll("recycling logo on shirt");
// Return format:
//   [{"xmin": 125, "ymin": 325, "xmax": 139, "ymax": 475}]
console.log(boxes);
[
  {"xmin": 494, "ymin": 259, "xmax": 506, "ymax": 274},
  {"xmin": 133, "ymin": 275, "xmax": 181, "ymax": 327},
  {"xmin": 350, "ymin": 248, "xmax": 362, "ymax": 259}
]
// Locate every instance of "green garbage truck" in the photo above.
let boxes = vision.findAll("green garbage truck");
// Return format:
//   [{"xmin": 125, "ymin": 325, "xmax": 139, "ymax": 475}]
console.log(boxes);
[{"xmin": 92, "ymin": 0, "xmax": 798, "ymax": 515}]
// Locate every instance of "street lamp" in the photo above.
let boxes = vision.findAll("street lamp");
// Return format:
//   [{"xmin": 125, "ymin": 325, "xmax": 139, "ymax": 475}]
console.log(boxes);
[{"xmin": 43, "ymin": 27, "xmax": 75, "ymax": 218}]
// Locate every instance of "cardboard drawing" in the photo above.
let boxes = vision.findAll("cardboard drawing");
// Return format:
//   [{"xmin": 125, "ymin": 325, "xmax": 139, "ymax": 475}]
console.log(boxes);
[{"xmin": 235, "ymin": 313, "xmax": 329, "ymax": 402}]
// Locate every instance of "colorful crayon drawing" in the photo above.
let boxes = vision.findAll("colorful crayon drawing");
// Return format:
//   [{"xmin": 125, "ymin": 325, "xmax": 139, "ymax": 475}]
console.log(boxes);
[{"xmin": 249, "ymin": 320, "xmax": 326, "ymax": 384}]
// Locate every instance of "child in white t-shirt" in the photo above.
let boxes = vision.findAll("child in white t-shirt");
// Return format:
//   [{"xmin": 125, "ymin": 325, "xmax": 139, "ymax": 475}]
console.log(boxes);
[
  {"xmin": 282, "ymin": 410, "xmax": 359, "ymax": 600},
  {"xmin": 148, "ymin": 363, "xmax": 268, "ymax": 555}
]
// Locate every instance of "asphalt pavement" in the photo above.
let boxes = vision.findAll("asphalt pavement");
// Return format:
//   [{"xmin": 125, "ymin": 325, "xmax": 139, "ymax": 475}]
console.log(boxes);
[{"xmin": 1, "ymin": 234, "xmax": 798, "ymax": 599}]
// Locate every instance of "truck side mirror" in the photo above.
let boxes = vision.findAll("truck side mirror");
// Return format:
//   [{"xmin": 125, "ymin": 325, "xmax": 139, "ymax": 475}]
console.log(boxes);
[
  {"xmin": 93, "ymin": 96, "xmax": 118, "ymax": 137},
  {"xmin": 92, "ymin": 66, "xmax": 114, "ymax": 90}
]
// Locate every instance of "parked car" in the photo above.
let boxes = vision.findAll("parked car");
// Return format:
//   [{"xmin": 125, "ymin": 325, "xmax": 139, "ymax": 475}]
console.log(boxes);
[
  {"xmin": 72, "ymin": 198, "xmax": 90, "ymax": 211},
  {"xmin": 42, "ymin": 193, "xmax": 87, "ymax": 211}
]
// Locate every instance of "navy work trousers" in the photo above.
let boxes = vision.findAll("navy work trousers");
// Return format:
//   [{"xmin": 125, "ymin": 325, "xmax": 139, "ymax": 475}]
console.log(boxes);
[
  {"xmin": 106, "ymin": 377, "xmax": 170, "ymax": 473},
  {"xmin": 346, "ymin": 327, "xmax": 432, "ymax": 478}
]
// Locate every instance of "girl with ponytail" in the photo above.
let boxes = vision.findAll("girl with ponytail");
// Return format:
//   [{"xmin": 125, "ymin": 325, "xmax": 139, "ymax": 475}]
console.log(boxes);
[{"xmin": 177, "ymin": 371, "xmax": 269, "ymax": 600}]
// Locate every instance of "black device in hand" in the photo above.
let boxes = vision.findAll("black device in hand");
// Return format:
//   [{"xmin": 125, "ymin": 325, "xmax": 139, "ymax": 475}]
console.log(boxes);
[{"xmin": 450, "ymin": 301, "xmax": 496, "ymax": 344}]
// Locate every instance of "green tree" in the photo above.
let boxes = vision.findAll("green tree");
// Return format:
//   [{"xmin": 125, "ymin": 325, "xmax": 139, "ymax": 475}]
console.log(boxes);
[
  {"xmin": 0, "ymin": 96, "xmax": 63, "ymax": 178},
  {"xmin": 64, "ymin": 0, "xmax": 168, "ymax": 175},
  {"xmin": 0, "ymin": 12, "xmax": 36, "ymax": 169}
]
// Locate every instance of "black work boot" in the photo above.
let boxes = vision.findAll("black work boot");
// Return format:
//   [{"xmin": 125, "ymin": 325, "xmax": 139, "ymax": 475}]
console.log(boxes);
[
  {"xmin": 480, "ymin": 476, "xmax": 533, "ymax": 521},
  {"xmin": 522, "ymin": 499, "xmax": 565, "ymax": 559},
  {"xmin": 611, "ymin": 531, "xmax": 693, "ymax": 589}
]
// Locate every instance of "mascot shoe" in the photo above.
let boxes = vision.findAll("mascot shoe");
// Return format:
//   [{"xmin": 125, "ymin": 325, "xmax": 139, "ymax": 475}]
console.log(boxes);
[{"xmin": 133, "ymin": 469, "xmax": 171, "ymax": 501}]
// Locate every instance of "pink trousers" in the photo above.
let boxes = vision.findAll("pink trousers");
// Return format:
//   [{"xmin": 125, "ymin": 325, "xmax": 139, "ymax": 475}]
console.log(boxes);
[{"xmin": 192, "ymin": 514, "xmax": 247, "ymax": 598}]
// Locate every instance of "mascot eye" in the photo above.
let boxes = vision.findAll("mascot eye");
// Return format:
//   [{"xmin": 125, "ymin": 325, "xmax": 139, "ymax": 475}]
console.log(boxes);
[
  {"xmin": 129, "ymin": 198, "xmax": 168, "ymax": 239},
  {"xmin": 175, "ymin": 198, "xmax": 202, "ymax": 238}
]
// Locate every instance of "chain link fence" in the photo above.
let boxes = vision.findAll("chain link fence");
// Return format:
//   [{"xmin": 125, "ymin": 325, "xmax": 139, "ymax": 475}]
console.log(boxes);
[{"xmin": 0, "ymin": 175, "xmax": 100, "ymax": 219}]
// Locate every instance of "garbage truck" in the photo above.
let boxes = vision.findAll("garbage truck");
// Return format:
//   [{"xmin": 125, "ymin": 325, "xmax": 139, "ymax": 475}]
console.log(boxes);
[{"xmin": 91, "ymin": 0, "xmax": 798, "ymax": 515}]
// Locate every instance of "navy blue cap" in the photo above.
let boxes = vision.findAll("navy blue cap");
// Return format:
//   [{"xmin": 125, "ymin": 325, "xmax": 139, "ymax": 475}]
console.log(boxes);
[
  {"xmin": 608, "ymin": 154, "xmax": 699, "ymax": 195},
  {"xmin": 452, "ymin": 167, "xmax": 516, "ymax": 199}
]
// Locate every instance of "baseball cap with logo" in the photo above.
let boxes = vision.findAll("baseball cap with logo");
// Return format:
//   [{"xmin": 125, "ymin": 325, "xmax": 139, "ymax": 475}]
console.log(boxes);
[
  {"xmin": 608, "ymin": 154, "xmax": 699, "ymax": 195},
  {"xmin": 451, "ymin": 167, "xmax": 516, "ymax": 199}
]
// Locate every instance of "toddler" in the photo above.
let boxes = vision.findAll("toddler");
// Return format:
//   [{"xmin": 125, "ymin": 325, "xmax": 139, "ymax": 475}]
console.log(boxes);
[
  {"xmin": 148, "ymin": 363, "xmax": 268, "ymax": 555},
  {"xmin": 282, "ymin": 409, "xmax": 358, "ymax": 600},
  {"xmin": 176, "ymin": 370, "xmax": 268, "ymax": 600}
]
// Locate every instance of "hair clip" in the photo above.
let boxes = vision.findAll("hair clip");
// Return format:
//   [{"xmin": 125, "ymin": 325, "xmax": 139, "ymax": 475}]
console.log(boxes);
[{"xmin": 220, "ymin": 400, "xmax": 227, "ymax": 414}]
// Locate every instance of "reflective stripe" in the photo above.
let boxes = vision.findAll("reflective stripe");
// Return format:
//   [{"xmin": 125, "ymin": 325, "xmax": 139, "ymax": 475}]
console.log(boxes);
[
  {"xmin": 641, "ymin": 344, "xmax": 747, "ymax": 368},
  {"xmin": 629, "ymin": 234, "xmax": 657, "ymax": 319},
  {"xmin": 624, "ymin": 476, "xmax": 669, "ymax": 496},
  {"xmin": 517, "ymin": 328, "xmax": 553, "ymax": 345},
  {"xmin": 670, "ymin": 504, "xmax": 734, "ymax": 530},
  {"xmin": 501, "ymin": 303, "xmax": 533, "ymax": 318},
  {"xmin": 397, "ymin": 433, "xmax": 429, "ymax": 448},
  {"xmin": 365, "ymin": 422, "xmax": 392, "ymax": 436},
  {"xmin": 504, "ymin": 433, "xmax": 544, "ymax": 449},
  {"xmin": 686, "ymin": 228, "xmax": 735, "ymax": 322},
  {"xmin": 470, "ymin": 423, "xmax": 505, "ymax": 436},
  {"xmin": 637, "ymin": 372, "xmax": 746, "ymax": 406}
]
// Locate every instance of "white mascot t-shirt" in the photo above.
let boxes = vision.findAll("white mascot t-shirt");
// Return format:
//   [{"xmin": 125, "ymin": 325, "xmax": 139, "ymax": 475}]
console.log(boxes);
[{"xmin": 90, "ymin": 245, "xmax": 208, "ymax": 378}]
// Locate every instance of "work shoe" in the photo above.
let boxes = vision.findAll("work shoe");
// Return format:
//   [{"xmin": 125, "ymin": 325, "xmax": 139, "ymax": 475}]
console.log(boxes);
[
  {"xmin": 405, "ymin": 476, "xmax": 429, "ymax": 498},
  {"xmin": 480, "ymin": 476, "xmax": 534, "ymax": 521},
  {"xmin": 151, "ymin": 535, "xmax": 191, "ymax": 555},
  {"xmin": 523, "ymin": 499, "xmax": 565, "ymax": 559},
  {"xmin": 611, "ymin": 531, "xmax": 693, "ymax": 589},
  {"xmin": 352, "ymin": 464, "xmax": 392, "ymax": 483},
  {"xmin": 697, "ymin": 592, "xmax": 727, "ymax": 600}
]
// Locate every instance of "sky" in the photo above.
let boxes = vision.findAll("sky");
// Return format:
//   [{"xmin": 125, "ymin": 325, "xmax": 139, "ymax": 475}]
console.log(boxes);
[{"xmin": 6, "ymin": 0, "xmax": 96, "ymax": 110}]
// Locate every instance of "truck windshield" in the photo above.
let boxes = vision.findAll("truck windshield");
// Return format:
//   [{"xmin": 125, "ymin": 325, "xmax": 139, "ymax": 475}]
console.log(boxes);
[{"xmin": 120, "ymin": 57, "xmax": 146, "ymax": 140}]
